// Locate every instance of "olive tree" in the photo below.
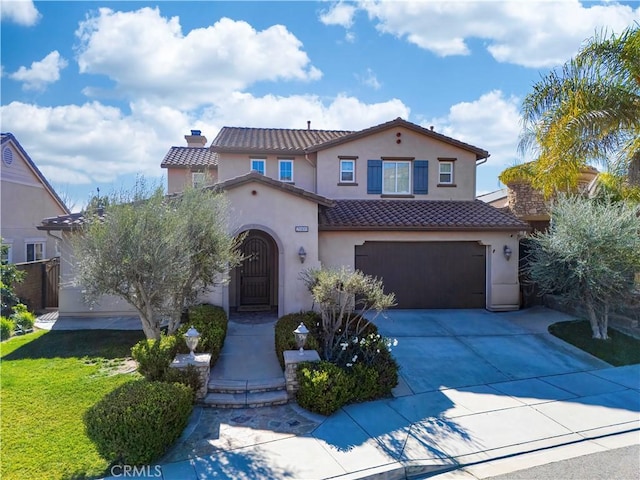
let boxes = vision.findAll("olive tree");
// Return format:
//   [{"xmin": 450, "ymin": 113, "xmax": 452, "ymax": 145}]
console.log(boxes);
[
  {"xmin": 524, "ymin": 195, "xmax": 640, "ymax": 339},
  {"xmin": 72, "ymin": 181, "xmax": 241, "ymax": 339},
  {"xmin": 301, "ymin": 267, "xmax": 396, "ymax": 361}
]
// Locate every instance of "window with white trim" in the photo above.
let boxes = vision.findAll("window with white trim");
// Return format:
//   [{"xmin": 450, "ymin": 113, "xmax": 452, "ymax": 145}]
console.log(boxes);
[
  {"xmin": 1, "ymin": 241, "xmax": 13, "ymax": 263},
  {"xmin": 25, "ymin": 241, "xmax": 45, "ymax": 262},
  {"xmin": 340, "ymin": 159, "xmax": 355, "ymax": 183},
  {"xmin": 250, "ymin": 158, "xmax": 265, "ymax": 175},
  {"xmin": 278, "ymin": 159, "xmax": 294, "ymax": 182},
  {"xmin": 192, "ymin": 172, "xmax": 206, "ymax": 188},
  {"xmin": 383, "ymin": 161, "xmax": 411, "ymax": 194},
  {"xmin": 439, "ymin": 161, "xmax": 454, "ymax": 184}
]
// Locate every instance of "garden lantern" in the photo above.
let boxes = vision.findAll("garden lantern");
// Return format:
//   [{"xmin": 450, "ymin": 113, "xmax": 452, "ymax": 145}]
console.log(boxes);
[
  {"xmin": 294, "ymin": 322, "xmax": 309, "ymax": 355},
  {"xmin": 184, "ymin": 326, "xmax": 200, "ymax": 359}
]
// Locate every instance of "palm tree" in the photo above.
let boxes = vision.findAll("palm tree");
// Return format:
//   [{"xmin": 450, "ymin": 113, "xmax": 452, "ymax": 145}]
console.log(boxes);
[{"xmin": 516, "ymin": 26, "xmax": 639, "ymax": 198}]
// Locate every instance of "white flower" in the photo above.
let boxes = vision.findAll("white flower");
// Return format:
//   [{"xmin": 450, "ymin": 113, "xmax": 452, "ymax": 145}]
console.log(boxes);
[
  {"xmin": 346, "ymin": 362, "xmax": 353, "ymax": 367},
  {"xmin": 352, "ymin": 354, "xmax": 358, "ymax": 362},
  {"xmin": 352, "ymin": 337, "xmax": 358, "ymax": 344},
  {"xmin": 376, "ymin": 349, "xmax": 380, "ymax": 353},
  {"xmin": 340, "ymin": 342, "xmax": 348, "ymax": 351},
  {"xmin": 393, "ymin": 339, "xmax": 398, "ymax": 347}
]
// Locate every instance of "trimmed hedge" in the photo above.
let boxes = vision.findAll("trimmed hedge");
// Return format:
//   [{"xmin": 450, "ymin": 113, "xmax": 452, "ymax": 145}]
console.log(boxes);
[
  {"xmin": 1, "ymin": 316, "xmax": 15, "ymax": 341},
  {"xmin": 274, "ymin": 311, "xmax": 321, "ymax": 369},
  {"xmin": 177, "ymin": 304, "xmax": 228, "ymax": 366},
  {"xmin": 296, "ymin": 361, "xmax": 353, "ymax": 416},
  {"xmin": 84, "ymin": 380, "xmax": 193, "ymax": 465},
  {"xmin": 131, "ymin": 335, "xmax": 179, "ymax": 381}
]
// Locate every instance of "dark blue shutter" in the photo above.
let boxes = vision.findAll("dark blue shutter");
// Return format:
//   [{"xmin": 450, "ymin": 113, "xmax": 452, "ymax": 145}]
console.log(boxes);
[
  {"xmin": 413, "ymin": 160, "xmax": 429, "ymax": 194},
  {"xmin": 367, "ymin": 160, "xmax": 382, "ymax": 194}
]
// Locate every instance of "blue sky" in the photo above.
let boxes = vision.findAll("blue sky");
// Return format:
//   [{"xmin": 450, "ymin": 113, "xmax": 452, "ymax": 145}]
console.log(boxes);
[{"xmin": 1, "ymin": 1, "xmax": 639, "ymax": 210}]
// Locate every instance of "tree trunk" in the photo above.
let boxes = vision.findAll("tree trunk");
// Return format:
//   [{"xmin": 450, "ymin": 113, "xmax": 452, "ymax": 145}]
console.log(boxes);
[
  {"xmin": 140, "ymin": 303, "xmax": 160, "ymax": 340},
  {"xmin": 597, "ymin": 303, "xmax": 610, "ymax": 340},
  {"xmin": 586, "ymin": 301, "xmax": 604, "ymax": 339},
  {"xmin": 628, "ymin": 151, "xmax": 640, "ymax": 187}
]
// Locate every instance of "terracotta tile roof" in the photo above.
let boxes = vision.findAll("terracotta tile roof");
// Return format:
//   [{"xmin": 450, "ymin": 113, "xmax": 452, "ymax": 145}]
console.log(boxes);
[
  {"xmin": 319, "ymin": 199, "xmax": 530, "ymax": 231},
  {"xmin": 212, "ymin": 172, "xmax": 335, "ymax": 207},
  {"xmin": 211, "ymin": 127, "xmax": 354, "ymax": 154},
  {"xmin": 38, "ymin": 212, "xmax": 87, "ymax": 231},
  {"xmin": 210, "ymin": 118, "xmax": 489, "ymax": 160},
  {"xmin": 160, "ymin": 146, "xmax": 218, "ymax": 168}
]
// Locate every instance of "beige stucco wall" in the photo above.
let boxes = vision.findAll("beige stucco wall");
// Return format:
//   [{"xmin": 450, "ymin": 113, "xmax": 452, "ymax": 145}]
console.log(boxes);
[
  {"xmin": 319, "ymin": 229, "xmax": 521, "ymax": 311},
  {"xmin": 166, "ymin": 167, "xmax": 217, "ymax": 194},
  {"xmin": 1, "ymin": 143, "xmax": 68, "ymax": 264},
  {"xmin": 217, "ymin": 153, "xmax": 316, "ymax": 192},
  {"xmin": 57, "ymin": 233, "xmax": 139, "ymax": 316},
  {"xmin": 315, "ymin": 126, "xmax": 478, "ymax": 201}
]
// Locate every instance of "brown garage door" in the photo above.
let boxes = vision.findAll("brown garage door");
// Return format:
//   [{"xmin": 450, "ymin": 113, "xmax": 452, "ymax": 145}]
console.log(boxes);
[{"xmin": 355, "ymin": 241, "xmax": 486, "ymax": 309}]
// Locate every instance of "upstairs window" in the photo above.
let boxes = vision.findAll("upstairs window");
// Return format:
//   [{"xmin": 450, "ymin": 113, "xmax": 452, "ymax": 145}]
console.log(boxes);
[
  {"xmin": 26, "ymin": 241, "xmax": 45, "ymax": 262},
  {"xmin": 383, "ymin": 161, "xmax": 411, "ymax": 194},
  {"xmin": 250, "ymin": 158, "xmax": 265, "ymax": 175},
  {"xmin": 1, "ymin": 242, "xmax": 12, "ymax": 263},
  {"xmin": 278, "ymin": 159, "xmax": 294, "ymax": 182},
  {"xmin": 192, "ymin": 172, "xmax": 206, "ymax": 188},
  {"xmin": 438, "ymin": 160, "xmax": 454, "ymax": 185},
  {"xmin": 340, "ymin": 159, "xmax": 355, "ymax": 183}
]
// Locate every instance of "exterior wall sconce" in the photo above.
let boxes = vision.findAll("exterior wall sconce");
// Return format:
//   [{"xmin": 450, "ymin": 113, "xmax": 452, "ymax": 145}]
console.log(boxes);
[
  {"xmin": 298, "ymin": 246, "xmax": 307, "ymax": 263},
  {"xmin": 503, "ymin": 245, "xmax": 512, "ymax": 261},
  {"xmin": 294, "ymin": 322, "xmax": 309, "ymax": 355}
]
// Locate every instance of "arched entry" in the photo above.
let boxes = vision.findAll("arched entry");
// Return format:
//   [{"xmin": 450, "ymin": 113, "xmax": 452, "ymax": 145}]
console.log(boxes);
[{"xmin": 234, "ymin": 230, "xmax": 278, "ymax": 311}]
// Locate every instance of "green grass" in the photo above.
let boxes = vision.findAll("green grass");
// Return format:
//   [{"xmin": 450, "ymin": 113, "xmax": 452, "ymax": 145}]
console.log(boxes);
[
  {"xmin": 549, "ymin": 320, "xmax": 640, "ymax": 366},
  {"xmin": 1, "ymin": 329, "xmax": 145, "ymax": 480}
]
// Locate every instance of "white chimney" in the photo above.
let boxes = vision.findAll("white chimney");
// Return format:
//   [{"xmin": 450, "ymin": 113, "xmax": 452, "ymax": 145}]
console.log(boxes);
[{"xmin": 185, "ymin": 129, "xmax": 207, "ymax": 147}]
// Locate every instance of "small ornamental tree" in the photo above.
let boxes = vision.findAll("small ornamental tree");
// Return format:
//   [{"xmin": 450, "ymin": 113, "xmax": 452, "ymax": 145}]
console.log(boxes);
[
  {"xmin": 301, "ymin": 267, "xmax": 396, "ymax": 361},
  {"xmin": 72, "ymin": 180, "xmax": 242, "ymax": 339},
  {"xmin": 524, "ymin": 195, "xmax": 640, "ymax": 339},
  {"xmin": 1, "ymin": 242, "xmax": 25, "ymax": 317}
]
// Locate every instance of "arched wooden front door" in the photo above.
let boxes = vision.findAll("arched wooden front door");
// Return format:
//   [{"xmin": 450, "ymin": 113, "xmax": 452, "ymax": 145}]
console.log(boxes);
[{"xmin": 237, "ymin": 231, "xmax": 276, "ymax": 309}]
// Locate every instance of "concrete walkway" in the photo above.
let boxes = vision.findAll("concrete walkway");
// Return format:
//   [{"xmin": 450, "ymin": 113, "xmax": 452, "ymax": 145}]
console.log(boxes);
[{"xmin": 43, "ymin": 307, "xmax": 638, "ymax": 480}]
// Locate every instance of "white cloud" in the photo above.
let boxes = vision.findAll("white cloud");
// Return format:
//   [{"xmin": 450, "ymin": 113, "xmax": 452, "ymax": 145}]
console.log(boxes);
[
  {"xmin": 424, "ymin": 90, "xmax": 525, "ymax": 167},
  {"xmin": 0, "ymin": 0, "xmax": 40, "ymax": 26},
  {"xmin": 9, "ymin": 51, "xmax": 68, "ymax": 91},
  {"xmin": 75, "ymin": 8, "xmax": 322, "ymax": 109},
  {"xmin": 357, "ymin": 68, "xmax": 382, "ymax": 90},
  {"xmin": 319, "ymin": 1, "xmax": 357, "ymax": 28},
  {"xmin": 341, "ymin": 0, "xmax": 640, "ymax": 67},
  {"xmin": 0, "ymin": 93, "xmax": 409, "ymax": 191}
]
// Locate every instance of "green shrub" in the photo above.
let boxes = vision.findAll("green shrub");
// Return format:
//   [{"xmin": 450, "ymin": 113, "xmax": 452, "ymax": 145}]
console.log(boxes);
[
  {"xmin": 84, "ymin": 380, "xmax": 193, "ymax": 465},
  {"xmin": 1, "ymin": 316, "xmax": 15, "ymax": 341},
  {"xmin": 296, "ymin": 361, "xmax": 353, "ymax": 416},
  {"xmin": 163, "ymin": 365, "xmax": 202, "ymax": 401},
  {"xmin": 11, "ymin": 303, "xmax": 35, "ymax": 333},
  {"xmin": 274, "ymin": 311, "xmax": 321, "ymax": 369},
  {"xmin": 131, "ymin": 335, "xmax": 179, "ymax": 381},
  {"xmin": 176, "ymin": 304, "xmax": 228, "ymax": 366}
]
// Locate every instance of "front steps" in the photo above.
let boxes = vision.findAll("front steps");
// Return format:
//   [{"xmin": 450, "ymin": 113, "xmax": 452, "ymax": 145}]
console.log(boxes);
[{"xmin": 202, "ymin": 376, "xmax": 288, "ymax": 408}]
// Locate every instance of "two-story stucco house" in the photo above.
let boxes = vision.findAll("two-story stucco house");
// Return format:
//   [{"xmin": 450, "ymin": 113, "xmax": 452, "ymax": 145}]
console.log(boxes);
[
  {"xmin": 41, "ymin": 117, "xmax": 529, "ymax": 317},
  {"xmin": 160, "ymin": 117, "xmax": 529, "ymax": 316},
  {"xmin": 1, "ymin": 133, "xmax": 69, "ymax": 263}
]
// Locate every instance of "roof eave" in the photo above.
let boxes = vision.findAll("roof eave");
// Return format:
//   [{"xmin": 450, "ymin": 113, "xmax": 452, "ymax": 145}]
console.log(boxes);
[{"xmin": 318, "ymin": 225, "xmax": 530, "ymax": 232}]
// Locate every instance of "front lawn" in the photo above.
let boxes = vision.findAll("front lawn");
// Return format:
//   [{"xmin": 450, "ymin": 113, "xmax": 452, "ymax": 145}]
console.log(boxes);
[
  {"xmin": 549, "ymin": 320, "xmax": 640, "ymax": 366},
  {"xmin": 0, "ymin": 329, "xmax": 145, "ymax": 480}
]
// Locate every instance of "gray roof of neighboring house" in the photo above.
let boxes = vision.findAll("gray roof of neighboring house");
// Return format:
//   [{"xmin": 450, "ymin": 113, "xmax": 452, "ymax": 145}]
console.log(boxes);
[
  {"xmin": 1, "ymin": 132, "xmax": 71, "ymax": 215},
  {"xmin": 477, "ymin": 188, "xmax": 508, "ymax": 204},
  {"xmin": 38, "ymin": 212, "xmax": 86, "ymax": 231},
  {"xmin": 211, "ymin": 127, "xmax": 353, "ymax": 154},
  {"xmin": 160, "ymin": 146, "xmax": 218, "ymax": 168},
  {"xmin": 319, "ymin": 199, "xmax": 530, "ymax": 231},
  {"xmin": 210, "ymin": 118, "xmax": 490, "ymax": 160}
]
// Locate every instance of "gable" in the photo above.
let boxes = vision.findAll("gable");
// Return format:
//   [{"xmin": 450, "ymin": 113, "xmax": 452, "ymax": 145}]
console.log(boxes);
[{"xmin": 1, "ymin": 134, "xmax": 69, "ymax": 214}]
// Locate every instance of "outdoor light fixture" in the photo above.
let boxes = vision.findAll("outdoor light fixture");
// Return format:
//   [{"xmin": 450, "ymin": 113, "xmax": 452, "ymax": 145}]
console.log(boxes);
[
  {"xmin": 298, "ymin": 246, "xmax": 307, "ymax": 264},
  {"xmin": 184, "ymin": 326, "xmax": 201, "ymax": 359},
  {"xmin": 294, "ymin": 322, "xmax": 309, "ymax": 355},
  {"xmin": 503, "ymin": 245, "xmax": 512, "ymax": 261}
]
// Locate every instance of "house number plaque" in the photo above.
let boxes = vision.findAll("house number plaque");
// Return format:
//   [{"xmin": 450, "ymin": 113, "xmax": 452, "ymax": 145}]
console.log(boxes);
[{"xmin": 295, "ymin": 226, "xmax": 309, "ymax": 232}]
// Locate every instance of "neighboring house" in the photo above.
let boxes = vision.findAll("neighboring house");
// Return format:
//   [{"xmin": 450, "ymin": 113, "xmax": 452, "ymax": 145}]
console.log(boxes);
[
  {"xmin": 161, "ymin": 130, "xmax": 218, "ymax": 193},
  {"xmin": 1, "ymin": 133, "xmax": 69, "ymax": 264},
  {"xmin": 477, "ymin": 188, "xmax": 508, "ymax": 209},
  {"xmin": 41, "ymin": 118, "xmax": 530, "ymax": 317}
]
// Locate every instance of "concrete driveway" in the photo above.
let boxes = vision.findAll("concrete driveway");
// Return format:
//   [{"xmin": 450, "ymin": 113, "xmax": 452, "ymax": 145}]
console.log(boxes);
[{"xmin": 371, "ymin": 307, "xmax": 611, "ymax": 395}]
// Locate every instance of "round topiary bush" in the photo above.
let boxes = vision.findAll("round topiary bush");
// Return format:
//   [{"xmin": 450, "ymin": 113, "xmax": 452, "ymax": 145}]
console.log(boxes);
[
  {"xmin": 296, "ymin": 361, "xmax": 354, "ymax": 416},
  {"xmin": 131, "ymin": 335, "xmax": 179, "ymax": 381},
  {"xmin": 84, "ymin": 380, "xmax": 193, "ymax": 465}
]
